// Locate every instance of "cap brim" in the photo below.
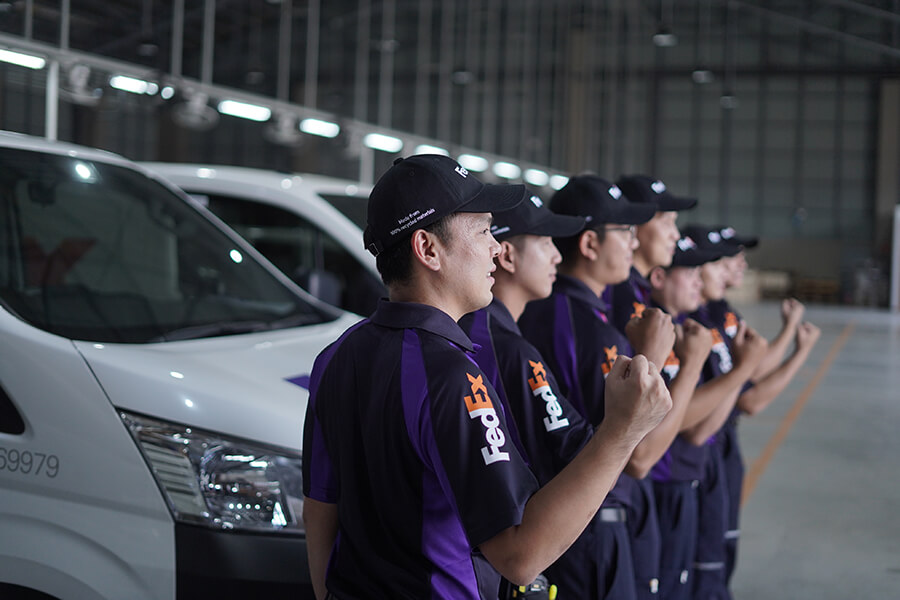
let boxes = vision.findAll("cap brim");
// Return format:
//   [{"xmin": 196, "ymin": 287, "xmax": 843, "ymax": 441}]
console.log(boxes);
[
  {"xmin": 718, "ymin": 244, "xmax": 742, "ymax": 258},
  {"xmin": 462, "ymin": 183, "xmax": 527, "ymax": 215},
  {"xmin": 614, "ymin": 202, "xmax": 657, "ymax": 225},
  {"xmin": 657, "ymin": 196, "xmax": 698, "ymax": 211},
  {"xmin": 672, "ymin": 248, "xmax": 722, "ymax": 267},
  {"xmin": 733, "ymin": 236, "xmax": 759, "ymax": 249},
  {"xmin": 527, "ymin": 213, "xmax": 587, "ymax": 238}
]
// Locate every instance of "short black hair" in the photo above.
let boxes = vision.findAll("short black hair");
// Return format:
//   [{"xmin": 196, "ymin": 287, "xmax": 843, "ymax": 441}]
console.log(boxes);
[
  {"xmin": 554, "ymin": 227, "xmax": 605, "ymax": 265},
  {"xmin": 376, "ymin": 213, "xmax": 456, "ymax": 286}
]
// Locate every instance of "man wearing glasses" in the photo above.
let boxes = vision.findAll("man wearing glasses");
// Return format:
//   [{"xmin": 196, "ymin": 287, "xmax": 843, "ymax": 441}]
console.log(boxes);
[{"xmin": 519, "ymin": 175, "xmax": 676, "ymax": 600}]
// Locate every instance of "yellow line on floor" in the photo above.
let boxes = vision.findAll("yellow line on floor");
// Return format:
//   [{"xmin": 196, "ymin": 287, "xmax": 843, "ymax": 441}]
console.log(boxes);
[{"xmin": 741, "ymin": 321, "xmax": 856, "ymax": 506}]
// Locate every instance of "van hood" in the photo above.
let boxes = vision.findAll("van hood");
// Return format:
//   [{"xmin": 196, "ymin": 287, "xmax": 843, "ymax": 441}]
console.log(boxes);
[{"xmin": 73, "ymin": 313, "xmax": 360, "ymax": 451}]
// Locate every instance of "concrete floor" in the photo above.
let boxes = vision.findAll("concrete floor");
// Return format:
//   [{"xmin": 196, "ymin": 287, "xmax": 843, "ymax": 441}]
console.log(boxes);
[{"xmin": 726, "ymin": 301, "xmax": 900, "ymax": 600}]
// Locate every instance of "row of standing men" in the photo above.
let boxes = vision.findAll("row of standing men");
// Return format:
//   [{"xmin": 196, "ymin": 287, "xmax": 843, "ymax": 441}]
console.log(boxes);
[{"xmin": 302, "ymin": 155, "xmax": 821, "ymax": 600}]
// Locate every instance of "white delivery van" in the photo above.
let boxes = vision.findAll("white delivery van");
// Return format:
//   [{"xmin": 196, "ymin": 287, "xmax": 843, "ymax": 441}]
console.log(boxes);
[
  {"xmin": 140, "ymin": 163, "xmax": 384, "ymax": 317},
  {"xmin": 0, "ymin": 131, "xmax": 360, "ymax": 599}
]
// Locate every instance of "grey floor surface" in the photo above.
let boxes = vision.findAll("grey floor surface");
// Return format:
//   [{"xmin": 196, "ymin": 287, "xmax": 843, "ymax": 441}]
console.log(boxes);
[{"xmin": 727, "ymin": 301, "xmax": 900, "ymax": 600}]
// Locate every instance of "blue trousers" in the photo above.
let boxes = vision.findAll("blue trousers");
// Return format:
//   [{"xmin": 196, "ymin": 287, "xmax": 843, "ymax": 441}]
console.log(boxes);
[
  {"xmin": 653, "ymin": 479, "xmax": 698, "ymax": 600},
  {"xmin": 546, "ymin": 517, "xmax": 637, "ymax": 600},
  {"xmin": 720, "ymin": 421, "xmax": 744, "ymax": 584},
  {"xmin": 627, "ymin": 478, "xmax": 662, "ymax": 599},
  {"xmin": 693, "ymin": 441, "xmax": 731, "ymax": 600}
]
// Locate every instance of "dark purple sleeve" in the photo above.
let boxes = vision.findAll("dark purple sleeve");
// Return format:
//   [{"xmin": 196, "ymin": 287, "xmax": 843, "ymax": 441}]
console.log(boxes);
[{"xmin": 416, "ymin": 349, "xmax": 539, "ymax": 548}]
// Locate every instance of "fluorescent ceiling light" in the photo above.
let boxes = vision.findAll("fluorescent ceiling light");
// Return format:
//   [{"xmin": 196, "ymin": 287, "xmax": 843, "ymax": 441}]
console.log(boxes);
[
  {"xmin": 549, "ymin": 175, "xmax": 569, "ymax": 190},
  {"xmin": 414, "ymin": 144, "xmax": 449, "ymax": 156},
  {"xmin": 160, "ymin": 86, "xmax": 175, "ymax": 100},
  {"xmin": 364, "ymin": 133, "xmax": 403, "ymax": 153},
  {"xmin": 0, "ymin": 48, "xmax": 45, "ymax": 70},
  {"xmin": 652, "ymin": 30, "xmax": 678, "ymax": 47},
  {"xmin": 109, "ymin": 75, "xmax": 156, "ymax": 95},
  {"xmin": 217, "ymin": 99, "xmax": 272, "ymax": 122},
  {"xmin": 299, "ymin": 118, "xmax": 340, "ymax": 138},
  {"xmin": 457, "ymin": 154, "xmax": 489, "ymax": 172},
  {"xmin": 524, "ymin": 169, "xmax": 549, "ymax": 187},
  {"xmin": 692, "ymin": 69, "xmax": 714, "ymax": 84},
  {"xmin": 492, "ymin": 161, "xmax": 521, "ymax": 180}
]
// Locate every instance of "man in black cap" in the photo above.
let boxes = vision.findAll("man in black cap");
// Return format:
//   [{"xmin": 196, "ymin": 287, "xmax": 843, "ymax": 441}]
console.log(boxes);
[
  {"xmin": 683, "ymin": 225, "xmax": 819, "ymax": 593},
  {"xmin": 459, "ymin": 192, "xmax": 591, "ymax": 598},
  {"xmin": 302, "ymin": 156, "xmax": 672, "ymax": 600},
  {"xmin": 605, "ymin": 175, "xmax": 698, "ymax": 335},
  {"xmin": 642, "ymin": 234, "xmax": 767, "ymax": 600},
  {"xmin": 518, "ymin": 175, "xmax": 677, "ymax": 600}
]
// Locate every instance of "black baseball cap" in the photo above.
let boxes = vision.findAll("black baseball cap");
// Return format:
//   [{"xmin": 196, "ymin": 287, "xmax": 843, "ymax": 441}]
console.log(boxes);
[
  {"xmin": 616, "ymin": 174, "xmax": 697, "ymax": 212},
  {"xmin": 670, "ymin": 235, "xmax": 723, "ymax": 267},
  {"xmin": 549, "ymin": 175, "xmax": 656, "ymax": 230},
  {"xmin": 490, "ymin": 191, "xmax": 586, "ymax": 241},
  {"xmin": 364, "ymin": 155, "xmax": 526, "ymax": 257},
  {"xmin": 717, "ymin": 225, "xmax": 759, "ymax": 249},
  {"xmin": 680, "ymin": 224, "xmax": 742, "ymax": 258}
]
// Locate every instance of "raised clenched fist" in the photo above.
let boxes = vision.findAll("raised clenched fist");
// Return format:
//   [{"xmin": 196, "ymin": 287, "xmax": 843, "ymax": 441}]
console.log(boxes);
[
  {"xmin": 796, "ymin": 321, "xmax": 821, "ymax": 350},
  {"xmin": 603, "ymin": 354, "xmax": 672, "ymax": 444},
  {"xmin": 732, "ymin": 322, "xmax": 768, "ymax": 368},
  {"xmin": 625, "ymin": 307, "xmax": 676, "ymax": 369},
  {"xmin": 781, "ymin": 298, "xmax": 805, "ymax": 328},
  {"xmin": 674, "ymin": 318, "xmax": 713, "ymax": 362}
]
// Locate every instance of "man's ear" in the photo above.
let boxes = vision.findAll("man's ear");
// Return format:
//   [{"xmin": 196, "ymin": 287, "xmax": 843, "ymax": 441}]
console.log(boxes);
[
  {"xmin": 410, "ymin": 229, "xmax": 441, "ymax": 272},
  {"xmin": 648, "ymin": 266, "xmax": 667, "ymax": 289},
  {"xmin": 578, "ymin": 230, "xmax": 599, "ymax": 261},
  {"xmin": 496, "ymin": 240, "xmax": 517, "ymax": 274}
]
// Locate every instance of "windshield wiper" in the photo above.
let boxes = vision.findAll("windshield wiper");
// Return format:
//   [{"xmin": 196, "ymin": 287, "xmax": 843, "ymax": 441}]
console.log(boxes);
[{"xmin": 150, "ymin": 320, "xmax": 269, "ymax": 342}]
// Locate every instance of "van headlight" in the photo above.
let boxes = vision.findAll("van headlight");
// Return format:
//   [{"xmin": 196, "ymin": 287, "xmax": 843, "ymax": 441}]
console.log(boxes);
[{"xmin": 120, "ymin": 411, "xmax": 304, "ymax": 534}]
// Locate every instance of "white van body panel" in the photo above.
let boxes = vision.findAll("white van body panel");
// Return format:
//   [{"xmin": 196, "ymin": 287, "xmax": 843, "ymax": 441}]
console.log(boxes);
[
  {"xmin": 140, "ymin": 164, "xmax": 377, "ymax": 279},
  {"xmin": 0, "ymin": 132, "xmax": 359, "ymax": 598},
  {"xmin": 73, "ymin": 313, "xmax": 359, "ymax": 450},
  {"xmin": 0, "ymin": 310, "xmax": 174, "ymax": 600}
]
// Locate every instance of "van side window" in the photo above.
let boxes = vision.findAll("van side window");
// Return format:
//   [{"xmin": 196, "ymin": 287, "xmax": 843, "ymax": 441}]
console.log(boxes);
[{"xmin": 203, "ymin": 194, "xmax": 384, "ymax": 316}]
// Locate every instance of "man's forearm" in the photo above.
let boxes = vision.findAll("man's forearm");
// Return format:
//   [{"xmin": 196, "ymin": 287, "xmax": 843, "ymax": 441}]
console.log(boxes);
[
  {"xmin": 303, "ymin": 497, "xmax": 339, "ymax": 600},
  {"xmin": 479, "ymin": 417, "xmax": 638, "ymax": 585}
]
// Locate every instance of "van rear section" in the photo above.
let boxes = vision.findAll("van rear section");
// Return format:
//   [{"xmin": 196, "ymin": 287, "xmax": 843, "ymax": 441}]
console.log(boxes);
[{"xmin": 0, "ymin": 133, "xmax": 357, "ymax": 598}]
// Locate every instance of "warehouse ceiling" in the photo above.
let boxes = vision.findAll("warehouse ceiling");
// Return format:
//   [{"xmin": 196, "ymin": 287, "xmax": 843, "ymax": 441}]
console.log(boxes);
[{"xmin": 1, "ymin": 0, "xmax": 897, "ymax": 173}]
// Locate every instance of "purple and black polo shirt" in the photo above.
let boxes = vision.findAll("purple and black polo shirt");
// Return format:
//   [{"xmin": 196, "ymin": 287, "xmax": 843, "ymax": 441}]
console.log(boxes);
[
  {"xmin": 303, "ymin": 300, "xmax": 538, "ymax": 600},
  {"xmin": 459, "ymin": 298, "xmax": 593, "ymax": 487},
  {"xmin": 518, "ymin": 274, "xmax": 638, "ymax": 509},
  {"xmin": 605, "ymin": 266, "xmax": 654, "ymax": 334}
]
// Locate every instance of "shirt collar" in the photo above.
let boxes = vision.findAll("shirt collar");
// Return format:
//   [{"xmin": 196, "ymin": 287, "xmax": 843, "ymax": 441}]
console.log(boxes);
[
  {"xmin": 649, "ymin": 296, "xmax": 688, "ymax": 325},
  {"xmin": 369, "ymin": 299, "xmax": 475, "ymax": 352},
  {"xmin": 485, "ymin": 298, "xmax": 522, "ymax": 336},
  {"xmin": 553, "ymin": 274, "xmax": 609, "ymax": 312},
  {"xmin": 631, "ymin": 266, "xmax": 652, "ymax": 294}
]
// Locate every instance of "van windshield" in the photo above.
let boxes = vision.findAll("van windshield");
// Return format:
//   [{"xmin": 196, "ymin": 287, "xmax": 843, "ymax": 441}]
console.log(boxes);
[{"xmin": 0, "ymin": 148, "xmax": 334, "ymax": 343}]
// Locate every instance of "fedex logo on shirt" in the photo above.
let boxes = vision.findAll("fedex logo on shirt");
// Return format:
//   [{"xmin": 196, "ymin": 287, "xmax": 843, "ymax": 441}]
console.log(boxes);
[
  {"xmin": 724, "ymin": 312, "xmax": 739, "ymax": 338},
  {"xmin": 662, "ymin": 350, "xmax": 681, "ymax": 381},
  {"xmin": 630, "ymin": 301, "xmax": 646, "ymax": 320},
  {"xmin": 527, "ymin": 360, "xmax": 570, "ymax": 432},
  {"xmin": 710, "ymin": 329, "xmax": 733, "ymax": 373},
  {"xmin": 464, "ymin": 372, "xmax": 511, "ymax": 465},
  {"xmin": 601, "ymin": 346, "xmax": 618, "ymax": 378}
]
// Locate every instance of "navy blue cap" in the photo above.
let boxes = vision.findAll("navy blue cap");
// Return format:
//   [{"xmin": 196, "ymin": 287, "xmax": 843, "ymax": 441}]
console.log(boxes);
[
  {"xmin": 717, "ymin": 225, "xmax": 759, "ymax": 249},
  {"xmin": 680, "ymin": 224, "xmax": 742, "ymax": 258},
  {"xmin": 549, "ymin": 175, "xmax": 656, "ymax": 230},
  {"xmin": 364, "ymin": 155, "xmax": 526, "ymax": 256},
  {"xmin": 490, "ymin": 191, "xmax": 586, "ymax": 241},
  {"xmin": 670, "ymin": 235, "xmax": 723, "ymax": 267},
  {"xmin": 616, "ymin": 175, "xmax": 697, "ymax": 212}
]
